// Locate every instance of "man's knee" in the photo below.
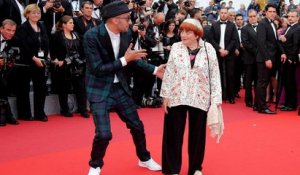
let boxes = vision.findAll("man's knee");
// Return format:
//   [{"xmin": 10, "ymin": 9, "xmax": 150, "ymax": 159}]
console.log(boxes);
[{"xmin": 95, "ymin": 131, "xmax": 113, "ymax": 141}]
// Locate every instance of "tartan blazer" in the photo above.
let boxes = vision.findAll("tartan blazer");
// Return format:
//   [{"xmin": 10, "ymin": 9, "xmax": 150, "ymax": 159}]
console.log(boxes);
[{"xmin": 83, "ymin": 23, "xmax": 155, "ymax": 102}]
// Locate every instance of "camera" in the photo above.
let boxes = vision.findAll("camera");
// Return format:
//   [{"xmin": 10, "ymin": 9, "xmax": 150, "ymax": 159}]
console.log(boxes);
[
  {"xmin": 141, "ymin": 96, "xmax": 163, "ymax": 108},
  {"xmin": 184, "ymin": 1, "xmax": 190, "ymax": 7},
  {"xmin": 41, "ymin": 58, "xmax": 55, "ymax": 77},
  {"xmin": 65, "ymin": 51, "xmax": 86, "ymax": 76},
  {"xmin": 138, "ymin": 15, "xmax": 145, "ymax": 31},
  {"xmin": 152, "ymin": 2, "xmax": 160, "ymax": 10},
  {"xmin": 0, "ymin": 47, "xmax": 20, "ymax": 71},
  {"xmin": 52, "ymin": 0, "xmax": 62, "ymax": 8}
]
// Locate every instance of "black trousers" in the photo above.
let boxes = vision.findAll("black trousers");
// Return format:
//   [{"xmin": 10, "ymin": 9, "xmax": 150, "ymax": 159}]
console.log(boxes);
[
  {"xmin": 16, "ymin": 66, "xmax": 47, "ymax": 119},
  {"xmin": 162, "ymin": 105, "xmax": 207, "ymax": 175},
  {"xmin": 255, "ymin": 62, "xmax": 272, "ymax": 110},
  {"xmin": 89, "ymin": 83, "xmax": 150, "ymax": 168},
  {"xmin": 58, "ymin": 75, "xmax": 87, "ymax": 113},
  {"xmin": 218, "ymin": 56, "xmax": 235, "ymax": 100},
  {"xmin": 282, "ymin": 62, "xmax": 297, "ymax": 108},
  {"xmin": 244, "ymin": 63, "xmax": 257, "ymax": 105}
]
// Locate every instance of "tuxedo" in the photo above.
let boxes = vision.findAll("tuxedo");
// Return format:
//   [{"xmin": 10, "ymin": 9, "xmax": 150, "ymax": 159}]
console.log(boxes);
[
  {"xmin": 280, "ymin": 22, "xmax": 300, "ymax": 109},
  {"xmin": 0, "ymin": 0, "xmax": 25, "ymax": 25},
  {"xmin": 209, "ymin": 20, "xmax": 239, "ymax": 101},
  {"xmin": 73, "ymin": 16, "xmax": 101, "ymax": 40},
  {"xmin": 241, "ymin": 23, "xmax": 258, "ymax": 106},
  {"xmin": 84, "ymin": 23, "xmax": 156, "ymax": 168},
  {"xmin": 255, "ymin": 17, "xmax": 285, "ymax": 111}
]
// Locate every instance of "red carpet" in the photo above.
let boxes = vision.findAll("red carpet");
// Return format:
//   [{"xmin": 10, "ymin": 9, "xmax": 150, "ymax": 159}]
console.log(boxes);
[{"xmin": 0, "ymin": 97, "xmax": 299, "ymax": 175}]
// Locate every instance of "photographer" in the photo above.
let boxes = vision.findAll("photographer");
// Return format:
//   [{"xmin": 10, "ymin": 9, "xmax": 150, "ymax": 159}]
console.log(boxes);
[
  {"xmin": 15, "ymin": 4, "xmax": 49, "ymax": 121},
  {"xmin": 204, "ymin": 0, "xmax": 218, "ymax": 23},
  {"xmin": 38, "ymin": 0, "xmax": 73, "ymax": 36},
  {"xmin": 131, "ymin": 15, "xmax": 158, "ymax": 107},
  {"xmin": 0, "ymin": 19, "xmax": 19, "ymax": 126},
  {"xmin": 50, "ymin": 15, "xmax": 89, "ymax": 118},
  {"xmin": 73, "ymin": 1, "xmax": 102, "ymax": 40}
]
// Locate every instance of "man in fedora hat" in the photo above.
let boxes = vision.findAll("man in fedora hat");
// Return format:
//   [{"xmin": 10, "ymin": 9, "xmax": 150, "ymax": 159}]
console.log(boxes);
[{"xmin": 83, "ymin": 1, "xmax": 164, "ymax": 175}]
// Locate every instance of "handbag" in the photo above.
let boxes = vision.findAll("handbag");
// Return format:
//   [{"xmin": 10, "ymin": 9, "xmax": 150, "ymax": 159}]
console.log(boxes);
[{"xmin": 204, "ymin": 41, "xmax": 224, "ymax": 143}]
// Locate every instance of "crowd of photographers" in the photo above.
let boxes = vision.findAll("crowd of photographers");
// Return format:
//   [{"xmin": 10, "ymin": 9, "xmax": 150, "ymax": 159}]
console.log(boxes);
[{"xmin": 0, "ymin": 0, "xmax": 300, "ymax": 126}]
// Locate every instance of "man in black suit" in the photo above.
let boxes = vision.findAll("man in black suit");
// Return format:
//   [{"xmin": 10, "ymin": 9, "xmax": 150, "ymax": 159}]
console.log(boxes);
[
  {"xmin": 278, "ymin": 10, "xmax": 300, "ymax": 111},
  {"xmin": 209, "ymin": 7, "xmax": 239, "ymax": 104},
  {"xmin": 234, "ymin": 13, "xmax": 245, "ymax": 99},
  {"xmin": 241, "ymin": 9, "xmax": 258, "ymax": 108},
  {"xmin": 73, "ymin": 1, "xmax": 101, "ymax": 40},
  {"xmin": 0, "ymin": 19, "xmax": 19, "ymax": 126},
  {"xmin": 38, "ymin": 0, "xmax": 73, "ymax": 36},
  {"xmin": 0, "ymin": 0, "xmax": 26, "ymax": 25},
  {"xmin": 255, "ymin": 3, "xmax": 287, "ymax": 114}
]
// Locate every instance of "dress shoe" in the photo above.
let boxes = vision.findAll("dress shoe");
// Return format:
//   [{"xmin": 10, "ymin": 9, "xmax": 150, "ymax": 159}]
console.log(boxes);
[
  {"xmin": 278, "ymin": 105, "xmax": 287, "ymax": 110},
  {"xmin": 258, "ymin": 108, "xmax": 276, "ymax": 114},
  {"xmin": 80, "ymin": 112, "xmax": 90, "ymax": 118},
  {"xmin": 280, "ymin": 106, "xmax": 296, "ymax": 111},
  {"xmin": 34, "ymin": 115, "xmax": 48, "ymax": 122},
  {"xmin": 194, "ymin": 170, "xmax": 203, "ymax": 175},
  {"xmin": 19, "ymin": 117, "xmax": 34, "ymax": 121},
  {"xmin": 298, "ymin": 108, "xmax": 300, "ymax": 116},
  {"xmin": 229, "ymin": 98, "xmax": 235, "ymax": 104},
  {"xmin": 61, "ymin": 112, "xmax": 73, "ymax": 117},
  {"xmin": 246, "ymin": 103, "xmax": 253, "ymax": 107},
  {"xmin": 0, "ymin": 122, "xmax": 6, "ymax": 126},
  {"xmin": 138, "ymin": 158, "xmax": 161, "ymax": 171},
  {"xmin": 87, "ymin": 167, "xmax": 101, "ymax": 175},
  {"xmin": 7, "ymin": 117, "xmax": 19, "ymax": 125},
  {"xmin": 253, "ymin": 106, "xmax": 258, "ymax": 111}
]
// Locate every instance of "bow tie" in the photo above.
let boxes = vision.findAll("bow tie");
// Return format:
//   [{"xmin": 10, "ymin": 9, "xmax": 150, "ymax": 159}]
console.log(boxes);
[
  {"xmin": 237, "ymin": 27, "xmax": 241, "ymax": 30},
  {"xmin": 220, "ymin": 21, "xmax": 227, "ymax": 24},
  {"xmin": 94, "ymin": 7, "xmax": 100, "ymax": 11},
  {"xmin": 1, "ymin": 39, "xmax": 6, "ymax": 43},
  {"xmin": 287, "ymin": 24, "xmax": 291, "ymax": 28},
  {"xmin": 252, "ymin": 25, "xmax": 257, "ymax": 28}
]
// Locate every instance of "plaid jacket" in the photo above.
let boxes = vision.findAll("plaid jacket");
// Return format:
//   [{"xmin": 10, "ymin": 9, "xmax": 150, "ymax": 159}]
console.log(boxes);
[{"xmin": 83, "ymin": 24, "xmax": 155, "ymax": 102}]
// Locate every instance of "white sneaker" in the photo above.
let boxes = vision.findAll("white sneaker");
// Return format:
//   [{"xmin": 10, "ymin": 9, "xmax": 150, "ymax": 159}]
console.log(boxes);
[
  {"xmin": 194, "ymin": 170, "xmax": 203, "ymax": 175},
  {"xmin": 87, "ymin": 167, "xmax": 101, "ymax": 175},
  {"xmin": 138, "ymin": 158, "xmax": 162, "ymax": 171}
]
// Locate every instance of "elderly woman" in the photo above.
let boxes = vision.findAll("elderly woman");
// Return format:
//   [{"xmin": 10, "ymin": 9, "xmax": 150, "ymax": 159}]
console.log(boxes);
[
  {"xmin": 160, "ymin": 19, "xmax": 222, "ymax": 175},
  {"xmin": 15, "ymin": 4, "xmax": 49, "ymax": 122}
]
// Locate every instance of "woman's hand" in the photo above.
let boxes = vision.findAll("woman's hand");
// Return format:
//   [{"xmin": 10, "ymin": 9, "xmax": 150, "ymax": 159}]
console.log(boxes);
[
  {"xmin": 32, "ymin": 56, "xmax": 44, "ymax": 68},
  {"xmin": 163, "ymin": 98, "xmax": 170, "ymax": 114}
]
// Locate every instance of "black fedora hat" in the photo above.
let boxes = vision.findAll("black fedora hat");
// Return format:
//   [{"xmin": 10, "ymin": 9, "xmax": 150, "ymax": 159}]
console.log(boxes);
[{"xmin": 102, "ymin": 1, "xmax": 132, "ymax": 21}]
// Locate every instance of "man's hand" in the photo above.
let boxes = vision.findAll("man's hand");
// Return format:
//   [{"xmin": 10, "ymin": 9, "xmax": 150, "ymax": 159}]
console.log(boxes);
[
  {"xmin": 124, "ymin": 43, "xmax": 147, "ymax": 62},
  {"xmin": 281, "ymin": 54, "xmax": 287, "ymax": 63},
  {"xmin": 219, "ymin": 49, "xmax": 228, "ymax": 57},
  {"xmin": 156, "ymin": 64, "xmax": 166, "ymax": 79},
  {"xmin": 235, "ymin": 49, "xmax": 240, "ymax": 56},
  {"xmin": 278, "ymin": 35, "xmax": 287, "ymax": 42},
  {"xmin": 0, "ymin": 59, "xmax": 4, "ymax": 67},
  {"xmin": 265, "ymin": 59, "xmax": 272, "ymax": 69}
]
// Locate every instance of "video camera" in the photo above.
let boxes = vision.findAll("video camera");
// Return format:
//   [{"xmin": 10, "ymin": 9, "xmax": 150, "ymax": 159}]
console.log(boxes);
[
  {"xmin": 141, "ymin": 96, "xmax": 163, "ymax": 108},
  {"xmin": 0, "ymin": 47, "xmax": 21, "ymax": 72}
]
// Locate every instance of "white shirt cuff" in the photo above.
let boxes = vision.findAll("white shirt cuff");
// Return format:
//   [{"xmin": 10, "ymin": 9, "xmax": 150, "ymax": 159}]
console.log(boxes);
[
  {"xmin": 120, "ymin": 57, "xmax": 127, "ymax": 66},
  {"xmin": 153, "ymin": 66, "xmax": 158, "ymax": 75}
]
